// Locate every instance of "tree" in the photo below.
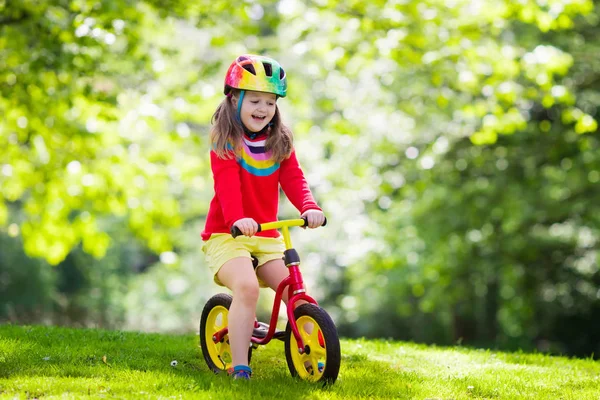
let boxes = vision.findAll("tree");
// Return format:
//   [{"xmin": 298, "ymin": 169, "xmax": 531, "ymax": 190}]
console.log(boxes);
[
  {"xmin": 2, "ymin": 0, "xmax": 599, "ymax": 356},
  {"xmin": 336, "ymin": 0, "xmax": 600, "ymax": 356}
]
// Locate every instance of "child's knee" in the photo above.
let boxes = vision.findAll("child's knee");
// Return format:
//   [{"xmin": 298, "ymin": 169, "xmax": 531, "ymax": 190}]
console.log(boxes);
[{"xmin": 234, "ymin": 279, "xmax": 260, "ymax": 303}]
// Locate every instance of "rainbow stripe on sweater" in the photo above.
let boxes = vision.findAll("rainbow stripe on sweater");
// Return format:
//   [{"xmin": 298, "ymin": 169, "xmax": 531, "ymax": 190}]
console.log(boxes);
[{"xmin": 239, "ymin": 135, "xmax": 280, "ymax": 176}]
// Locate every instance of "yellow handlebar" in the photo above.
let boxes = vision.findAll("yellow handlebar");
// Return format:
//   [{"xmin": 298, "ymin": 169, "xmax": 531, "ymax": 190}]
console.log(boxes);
[
  {"xmin": 259, "ymin": 219, "xmax": 306, "ymax": 249},
  {"xmin": 259, "ymin": 219, "xmax": 307, "ymax": 232},
  {"xmin": 231, "ymin": 217, "xmax": 326, "ymax": 250}
]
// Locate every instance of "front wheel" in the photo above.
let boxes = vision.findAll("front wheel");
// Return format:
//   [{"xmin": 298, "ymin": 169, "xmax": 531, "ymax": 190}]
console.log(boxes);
[
  {"xmin": 284, "ymin": 303, "xmax": 341, "ymax": 384},
  {"xmin": 199, "ymin": 293, "xmax": 252, "ymax": 373}
]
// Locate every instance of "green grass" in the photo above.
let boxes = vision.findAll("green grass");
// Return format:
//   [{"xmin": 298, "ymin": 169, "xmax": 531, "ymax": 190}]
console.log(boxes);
[{"xmin": 1, "ymin": 324, "xmax": 599, "ymax": 399}]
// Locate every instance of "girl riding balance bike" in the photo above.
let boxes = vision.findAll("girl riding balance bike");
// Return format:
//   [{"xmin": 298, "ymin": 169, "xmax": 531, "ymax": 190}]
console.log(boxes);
[{"xmin": 199, "ymin": 54, "xmax": 341, "ymax": 383}]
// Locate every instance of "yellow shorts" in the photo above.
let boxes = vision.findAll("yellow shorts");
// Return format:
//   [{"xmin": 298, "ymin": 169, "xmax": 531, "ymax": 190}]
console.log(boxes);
[{"xmin": 201, "ymin": 234, "xmax": 286, "ymax": 287}]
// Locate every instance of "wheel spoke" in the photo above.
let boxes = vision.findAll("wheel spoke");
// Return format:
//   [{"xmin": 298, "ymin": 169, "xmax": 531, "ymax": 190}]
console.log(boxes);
[
  {"xmin": 218, "ymin": 343, "xmax": 230, "ymax": 367},
  {"xmin": 308, "ymin": 358, "xmax": 318, "ymax": 373},
  {"xmin": 300, "ymin": 353, "xmax": 311, "ymax": 366},
  {"xmin": 307, "ymin": 328, "xmax": 322, "ymax": 347},
  {"xmin": 312, "ymin": 345, "xmax": 327, "ymax": 358}
]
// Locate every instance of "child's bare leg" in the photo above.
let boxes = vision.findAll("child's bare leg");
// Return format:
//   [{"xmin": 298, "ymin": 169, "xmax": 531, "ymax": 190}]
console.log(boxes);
[
  {"xmin": 258, "ymin": 259, "xmax": 316, "ymax": 369},
  {"xmin": 217, "ymin": 256, "xmax": 260, "ymax": 368},
  {"xmin": 257, "ymin": 259, "xmax": 310, "ymax": 327},
  {"xmin": 256, "ymin": 258, "xmax": 305, "ymax": 306}
]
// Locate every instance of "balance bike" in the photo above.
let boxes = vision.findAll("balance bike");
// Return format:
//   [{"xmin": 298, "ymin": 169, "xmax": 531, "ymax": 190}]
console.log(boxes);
[{"xmin": 199, "ymin": 218, "xmax": 341, "ymax": 383}]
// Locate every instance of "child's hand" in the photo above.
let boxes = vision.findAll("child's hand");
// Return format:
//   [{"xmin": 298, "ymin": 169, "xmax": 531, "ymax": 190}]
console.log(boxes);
[
  {"xmin": 232, "ymin": 218, "xmax": 259, "ymax": 237},
  {"xmin": 301, "ymin": 210, "xmax": 325, "ymax": 229}
]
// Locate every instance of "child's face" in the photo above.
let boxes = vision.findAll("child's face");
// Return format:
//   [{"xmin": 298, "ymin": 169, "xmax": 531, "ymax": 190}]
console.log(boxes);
[{"xmin": 240, "ymin": 91, "xmax": 277, "ymax": 133}]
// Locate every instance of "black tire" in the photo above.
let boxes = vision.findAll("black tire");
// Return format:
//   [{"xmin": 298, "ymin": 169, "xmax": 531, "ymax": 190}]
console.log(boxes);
[
  {"xmin": 284, "ymin": 304, "xmax": 341, "ymax": 384},
  {"xmin": 199, "ymin": 293, "xmax": 252, "ymax": 373}
]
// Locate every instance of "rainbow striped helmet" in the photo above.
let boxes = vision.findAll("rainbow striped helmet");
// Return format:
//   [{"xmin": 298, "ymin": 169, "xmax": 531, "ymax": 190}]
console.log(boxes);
[{"xmin": 224, "ymin": 54, "xmax": 287, "ymax": 98}]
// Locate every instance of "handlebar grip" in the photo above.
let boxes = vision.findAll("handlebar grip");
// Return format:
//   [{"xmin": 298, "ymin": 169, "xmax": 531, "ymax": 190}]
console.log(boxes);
[
  {"xmin": 231, "ymin": 224, "xmax": 262, "ymax": 238},
  {"xmin": 231, "ymin": 226, "xmax": 242, "ymax": 238},
  {"xmin": 301, "ymin": 216, "xmax": 327, "ymax": 227}
]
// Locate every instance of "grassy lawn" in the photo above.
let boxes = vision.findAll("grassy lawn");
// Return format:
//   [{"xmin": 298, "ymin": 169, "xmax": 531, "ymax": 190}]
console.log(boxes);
[{"xmin": 1, "ymin": 324, "xmax": 599, "ymax": 399}]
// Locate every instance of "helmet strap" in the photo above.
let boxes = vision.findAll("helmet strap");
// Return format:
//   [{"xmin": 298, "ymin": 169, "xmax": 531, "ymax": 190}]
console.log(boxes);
[
  {"xmin": 236, "ymin": 90, "xmax": 245, "ymax": 123},
  {"xmin": 243, "ymin": 120, "xmax": 272, "ymax": 140}
]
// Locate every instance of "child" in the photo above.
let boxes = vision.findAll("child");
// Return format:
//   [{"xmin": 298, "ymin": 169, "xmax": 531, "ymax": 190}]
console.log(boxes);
[{"xmin": 201, "ymin": 54, "xmax": 325, "ymax": 380}]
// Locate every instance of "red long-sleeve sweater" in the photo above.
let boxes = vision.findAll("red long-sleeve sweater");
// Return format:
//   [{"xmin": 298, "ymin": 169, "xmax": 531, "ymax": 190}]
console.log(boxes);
[{"xmin": 201, "ymin": 133, "xmax": 321, "ymax": 240}]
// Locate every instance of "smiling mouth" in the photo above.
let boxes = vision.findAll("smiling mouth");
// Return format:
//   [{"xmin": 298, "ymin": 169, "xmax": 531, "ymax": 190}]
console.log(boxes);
[{"xmin": 252, "ymin": 115, "xmax": 266, "ymax": 121}]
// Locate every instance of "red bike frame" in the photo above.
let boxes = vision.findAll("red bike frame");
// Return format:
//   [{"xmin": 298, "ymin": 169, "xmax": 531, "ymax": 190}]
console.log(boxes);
[{"xmin": 211, "ymin": 218, "xmax": 321, "ymax": 353}]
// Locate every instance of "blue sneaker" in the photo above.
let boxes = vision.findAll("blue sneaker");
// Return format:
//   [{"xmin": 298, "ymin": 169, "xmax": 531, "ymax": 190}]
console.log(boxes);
[
  {"xmin": 228, "ymin": 365, "xmax": 252, "ymax": 380},
  {"xmin": 306, "ymin": 362, "xmax": 325, "ymax": 375}
]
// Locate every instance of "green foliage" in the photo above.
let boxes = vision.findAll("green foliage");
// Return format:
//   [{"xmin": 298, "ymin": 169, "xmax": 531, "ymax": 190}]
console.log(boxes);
[
  {"xmin": 0, "ymin": 1, "xmax": 204, "ymax": 264},
  {"xmin": 0, "ymin": 224, "xmax": 155, "ymax": 328},
  {"xmin": 1, "ymin": 0, "xmax": 600, "ymax": 360},
  {"xmin": 0, "ymin": 235, "xmax": 54, "ymax": 321},
  {"xmin": 1, "ymin": 0, "xmax": 595, "ymax": 261},
  {"xmin": 333, "ymin": 0, "xmax": 600, "ymax": 356}
]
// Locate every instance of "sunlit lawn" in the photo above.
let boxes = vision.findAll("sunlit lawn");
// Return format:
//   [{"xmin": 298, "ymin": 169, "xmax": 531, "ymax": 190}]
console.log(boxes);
[{"xmin": 1, "ymin": 324, "xmax": 599, "ymax": 399}]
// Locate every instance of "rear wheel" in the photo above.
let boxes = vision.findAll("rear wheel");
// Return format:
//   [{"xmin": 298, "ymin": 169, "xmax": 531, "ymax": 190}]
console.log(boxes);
[
  {"xmin": 199, "ymin": 293, "xmax": 252, "ymax": 373},
  {"xmin": 284, "ymin": 304, "xmax": 341, "ymax": 384}
]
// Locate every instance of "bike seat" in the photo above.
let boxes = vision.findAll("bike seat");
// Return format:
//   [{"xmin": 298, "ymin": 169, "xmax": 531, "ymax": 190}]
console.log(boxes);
[
  {"xmin": 252, "ymin": 321, "xmax": 286, "ymax": 340},
  {"xmin": 253, "ymin": 321, "xmax": 269, "ymax": 338}
]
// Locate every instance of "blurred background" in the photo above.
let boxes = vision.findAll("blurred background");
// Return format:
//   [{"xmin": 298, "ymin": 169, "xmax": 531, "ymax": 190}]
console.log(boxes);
[{"xmin": 1, "ymin": 0, "xmax": 599, "ymax": 359}]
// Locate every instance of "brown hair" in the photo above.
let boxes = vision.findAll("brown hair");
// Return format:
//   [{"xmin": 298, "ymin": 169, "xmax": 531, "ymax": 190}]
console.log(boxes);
[{"xmin": 209, "ymin": 90, "xmax": 293, "ymax": 163}]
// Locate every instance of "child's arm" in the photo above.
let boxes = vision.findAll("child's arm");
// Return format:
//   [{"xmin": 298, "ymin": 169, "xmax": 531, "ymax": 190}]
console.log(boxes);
[
  {"xmin": 279, "ymin": 150, "xmax": 322, "ymax": 214},
  {"xmin": 210, "ymin": 150, "xmax": 245, "ymax": 228}
]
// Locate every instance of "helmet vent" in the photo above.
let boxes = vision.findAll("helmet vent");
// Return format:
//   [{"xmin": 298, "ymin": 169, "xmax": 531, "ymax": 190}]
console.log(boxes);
[
  {"xmin": 279, "ymin": 68, "xmax": 286, "ymax": 80},
  {"xmin": 263, "ymin": 62, "xmax": 273, "ymax": 77},
  {"xmin": 242, "ymin": 63, "xmax": 256, "ymax": 75}
]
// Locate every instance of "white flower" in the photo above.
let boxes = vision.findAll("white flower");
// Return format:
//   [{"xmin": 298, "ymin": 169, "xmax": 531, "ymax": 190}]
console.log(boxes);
[{"xmin": 170, "ymin": 360, "xmax": 178, "ymax": 367}]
